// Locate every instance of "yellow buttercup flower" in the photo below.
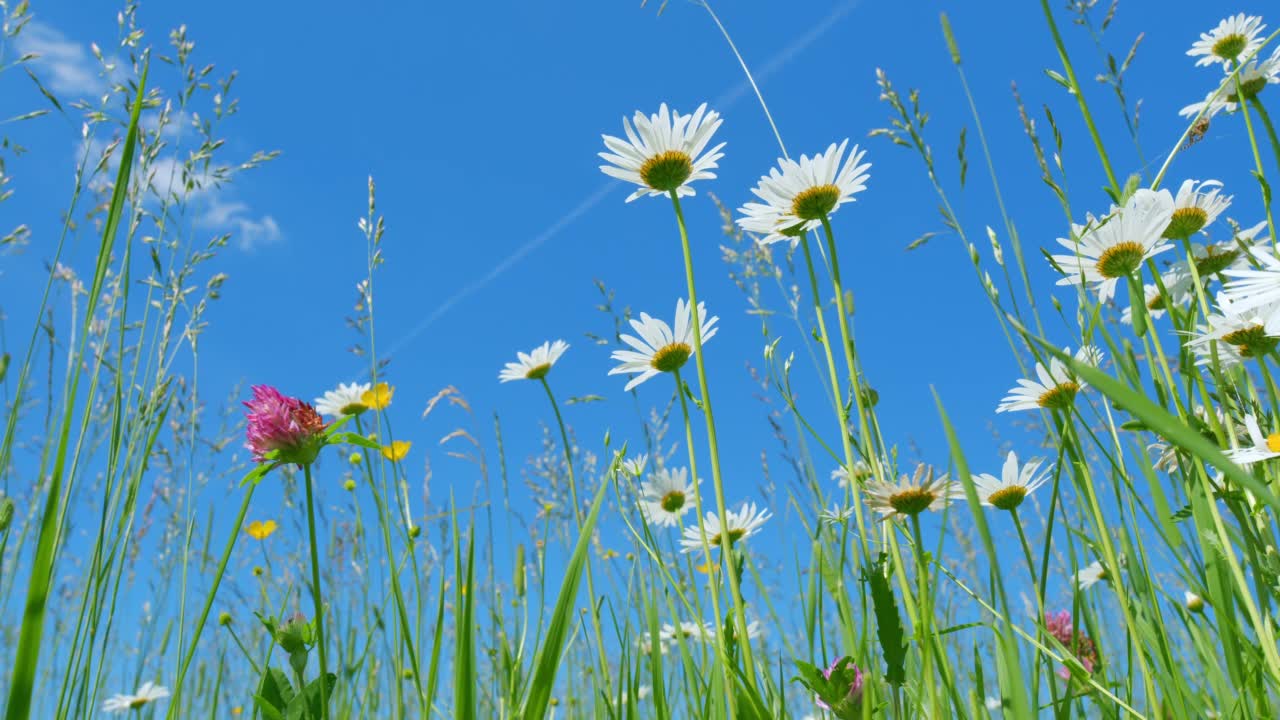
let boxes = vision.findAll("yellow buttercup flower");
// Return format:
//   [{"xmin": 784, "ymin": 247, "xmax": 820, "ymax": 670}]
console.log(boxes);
[
  {"xmin": 381, "ymin": 440, "xmax": 411, "ymax": 461},
  {"xmin": 361, "ymin": 382, "xmax": 394, "ymax": 410},
  {"xmin": 245, "ymin": 520, "xmax": 278, "ymax": 540}
]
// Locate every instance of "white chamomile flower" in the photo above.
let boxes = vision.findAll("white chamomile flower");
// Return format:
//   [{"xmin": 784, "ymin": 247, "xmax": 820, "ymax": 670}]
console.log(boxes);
[
  {"xmin": 1181, "ymin": 46, "xmax": 1280, "ymax": 119},
  {"xmin": 1051, "ymin": 189, "xmax": 1174, "ymax": 302},
  {"xmin": 609, "ymin": 298, "xmax": 719, "ymax": 391},
  {"xmin": 1223, "ymin": 248, "xmax": 1280, "ymax": 334},
  {"xmin": 736, "ymin": 140, "xmax": 871, "ymax": 246},
  {"xmin": 599, "ymin": 103, "xmax": 725, "ymax": 202},
  {"xmin": 831, "ymin": 461, "xmax": 872, "ymax": 489},
  {"xmin": 621, "ymin": 453, "xmax": 649, "ymax": 478},
  {"xmin": 971, "ymin": 451, "xmax": 1049, "ymax": 512},
  {"xmin": 659, "ymin": 620, "xmax": 715, "ymax": 644},
  {"xmin": 1165, "ymin": 179, "xmax": 1231, "ymax": 239},
  {"xmin": 638, "ymin": 466, "xmax": 698, "ymax": 528},
  {"xmin": 1187, "ymin": 14, "xmax": 1266, "ymax": 69},
  {"xmin": 1187, "ymin": 293, "xmax": 1280, "ymax": 367},
  {"xmin": 1226, "ymin": 414, "xmax": 1280, "ymax": 466},
  {"xmin": 996, "ymin": 346, "xmax": 1104, "ymax": 413},
  {"xmin": 1075, "ymin": 560, "xmax": 1109, "ymax": 591},
  {"xmin": 498, "ymin": 340, "xmax": 569, "ymax": 383},
  {"xmin": 679, "ymin": 501, "xmax": 771, "ymax": 553},
  {"xmin": 865, "ymin": 465, "xmax": 958, "ymax": 520},
  {"xmin": 314, "ymin": 381, "xmax": 372, "ymax": 418},
  {"xmin": 819, "ymin": 505, "xmax": 857, "ymax": 524},
  {"xmin": 103, "ymin": 681, "xmax": 170, "ymax": 713}
]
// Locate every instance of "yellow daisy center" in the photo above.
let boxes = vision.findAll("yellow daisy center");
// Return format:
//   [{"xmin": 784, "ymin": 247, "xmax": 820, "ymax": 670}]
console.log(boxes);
[
  {"xmin": 524, "ymin": 362, "xmax": 552, "ymax": 380},
  {"xmin": 1212, "ymin": 33, "xmax": 1247, "ymax": 60},
  {"xmin": 1037, "ymin": 382, "xmax": 1080, "ymax": 410},
  {"xmin": 987, "ymin": 485, "xmax": 1028, "ymax": 511},
  {"xmin": 791, "ymin": 184, "xmax": 842, "ymax": 221},
  {"xmin": 1163, "ymin": 207, "xmax": 1209, "ymax": 239},
  {"xmin": 887, "ymin": 488, "xmax": 936, "ymax": 516},
  {"xmin": 709, "ymin": 527, "xmax": 747, "ymax": 546},
  {"xmin": 1094, "ymin": 241, "xmax": 1146, "ymax": 279},
  {"xmin": 660, "ymin": 490, "xmax": 686, "ymax": 513},
  {"xmin": 1266, "ymin": 433, "xmax": 1280, "ymax": 454},
  {"xmin": 130, "ymin": 698, "xmax": 150, "ymax": 708},
  {"xmin": 651, "ymin": 342, "xmax": 692, "ymax": 373},
  {"xmin": 1221, "ymin": 325, "xmax": 1278, "ymax": 358},
  {"xmin": 640, "ymin": 150, "xmax": 694, "ymax": 192}
]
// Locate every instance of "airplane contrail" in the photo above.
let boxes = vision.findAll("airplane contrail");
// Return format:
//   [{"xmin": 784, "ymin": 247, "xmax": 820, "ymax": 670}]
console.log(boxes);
[{"xmin": 383, "ymin": 0, "xmax": 860, "ymax": 361}]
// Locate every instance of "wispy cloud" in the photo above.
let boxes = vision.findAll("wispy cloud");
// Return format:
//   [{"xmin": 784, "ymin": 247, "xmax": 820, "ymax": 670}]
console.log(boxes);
[
  {"xmin": 15, "ymin": 20, "xmax": 109, "ymax": 97},
  {"xmin": 383, "ymin": 0, "xmax": 859, "ymax": 360},
  {"xmin": 196, "ymin": 199, "xmax": 283, "ymax": 251}
]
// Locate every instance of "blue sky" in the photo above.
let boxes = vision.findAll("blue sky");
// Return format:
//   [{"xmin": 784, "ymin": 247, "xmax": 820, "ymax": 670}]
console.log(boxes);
[{"xmin": 4, "ymin": 0, "xmax": 1279, "ymax": 669}]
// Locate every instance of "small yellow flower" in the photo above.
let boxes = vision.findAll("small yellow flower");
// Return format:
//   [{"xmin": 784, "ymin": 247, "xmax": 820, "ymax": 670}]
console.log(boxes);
[
  {"xmin": 231, "ymin": 707, "xmax": 243, "ymax": 716},
  {"xmin": 601, "ymin": 549, "xmax": 619, "ymax": 560},
  {"xmin": 694, "ymin": 561, "xmax": 719, "ymax": 575},
  {"xmin": 361, "ymin": 382, "xmax": 394, "ymax": 410},
  {"xmin": 245, "ymin": 520, "xmax": 278, "ymax": 540},
  {"xmin": 382, "ymin": 441, "xmax": 411, "ymax": 461}
]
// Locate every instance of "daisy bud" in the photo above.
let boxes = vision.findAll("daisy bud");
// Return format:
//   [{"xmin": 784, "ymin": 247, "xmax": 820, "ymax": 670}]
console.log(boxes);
[
  {"xmin": 218, "ymin": 612, "xmax": 232, "ymax": 627},
  {"xmin": 408, "ymin": 524, "xmax": 421, "ymax": 540},
  {"xmin": 1185, "ymin": 591, "xmax": 1206, "ymax": 613},
  {"xmin": 343, "ymin": 479, "xmax": 357, "ymax": 491},
  {"xmin": 349, "ymin": 452, "xmax": 362, "ymax": 465}
]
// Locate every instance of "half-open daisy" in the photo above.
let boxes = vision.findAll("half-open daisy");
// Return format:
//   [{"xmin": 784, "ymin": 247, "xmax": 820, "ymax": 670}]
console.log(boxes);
[
  {"xmin": 865, "ymin": 465, "xmax": 958, "ymax": 520},
  {"xmin": 610, "ymin": 298, "xmax": 719, "ymax": 391},
  {"xmin": 679, "ymin": 501, "xmax": 771, "ymax": 553},
  {"xmin": 1075, "ymin": 560, "xmax": 1109, "ymax": 591},
  {"xmin": 996, "ymin": 346, "xmax": 1104, "ymax": 413},
  {"xmin": 499, "ymin": 340, "xmax": 569, "ymax": 383},
  {"xmin": 1187, "ymin": 14, "xmax": 1266, "ymax": 69},
  {"xmin": 103, "ymin": 681, "xmax": 170, "ymax": 713},
  {"xmin": 736, "ymin": 140, "xmax": 871, "ymax": 246},
  {"xmin": 1051, "ymin": 189, "xmax": 1174, "ymax": 302},
  {"xmin": 314, "ymin": 381, "xmax": 371, "ymax": 418},
  {"xmin": 1187, "ymin": 293, "xmax": 1280, "ymax": 367},
  {"xmin": 599, "ymin": 103, "xmax": 725, "ymax": 202},
  {"xmin": 1165, "ymin": 179, "xmax": 1231, "ymax": 239},
  {"xmin": 638, "ymin": 466, "xmax": 698, "ymax": 528},
  {"xmin": 971, "ymin": 451, "xmax": 1049, "ymax": 512},
  {"xmin": 1226, "ymin": 414, "xmax": 1280, "ymax": 465}
]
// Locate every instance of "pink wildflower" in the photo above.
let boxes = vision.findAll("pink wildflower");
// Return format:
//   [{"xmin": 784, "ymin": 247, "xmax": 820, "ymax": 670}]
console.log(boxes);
[
  {"xmin": 243, "ymin": 385, "xmax": 326, "ymax": 465},
  {"xmin": 815, "ymin": 656, "xmax": 864, "ymax": 713},
  {"xmin": 1045, "ymin": 611, "xmax": 1099, "ymax": 679}
]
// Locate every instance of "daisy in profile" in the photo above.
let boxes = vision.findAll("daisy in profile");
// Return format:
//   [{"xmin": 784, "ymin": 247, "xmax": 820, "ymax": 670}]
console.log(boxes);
[
  {"xmin": 1164, "ymin": 179, "xmax": 1231, "ymax": 239},
  {"xmin": 1051, "ymin": 189, "xmax": 1174, "ymax": 302},
  {"xmin": 1187, "ymin": 293, "xmax": 1280, "ymax": 367},
  {"xmin": 314, "ymin": 381, "xmax": 371, "ymax": 418},
  {"xmin": 971, "ymin": 452, "xmax": 1050, "ymax": 512},
  {"xmin": 638, "ymin": 466, "xmax": 698, "ymax": 528},
  {"xmin": 498, "ymin": 340, "xmax": 569, "ymax": 383},
  {"xmin": 865, "ymin": 465, "xmax": 958, "ymax": 520},
  {"xmin": 660, "ymin": 620, "xmax": 716, "ymax": 645},
  {"xmin": 1223, "ymin": 244, "xmax": 1280, "ymax": 334},
  {"xmin": 1120, "ymin": 267, "xmax": 1192, "ymax": 326},
  {"xmin": 621, "ymin": 453, "xmax": 649, "ymax": 478},
  {"xmin": 679, "ymin": 501, "xmax": 771, "ymax": 553},
  {"xmin": 599, "ymin": 103, "xmax": 725, "ymax": 202},
  {"xmin": 1225, "ymin": 220, "xmax": 1273, "ymax": 273},
  {"xmin": 1075, "ymin": 560, "xmax": 1109, "ymax": 590},
  {"xmin": 819, "ymin": 505, "xmax": 857, "ymax": 524},
  {"xmin": 996, "ymin": 346, "xmax": 1104, "ymax": 413},
  {"xmin": 831, "ymin": 461, "xmax": 872, "ymax": 489},
  {"xmin": 609, "ymin": 298, "xmax": 719, "ymax": 391},
  {"xmin": 103, "ymin": 681, "xmax": 170, "ymax": 713},
  {"xmin": 1187, "ymin": 14, "xmax": 1266, "ymax": 69},
  {"xmin": 1181, "ymin": 46, "xmax": 1280, "ymax": 119},
  {"xmin": 1225, "ymin": 414, "xmax": 1280, "ymax": 465},
  {"xmin": 736, "ymin": 140, "xmax": 871, "ymax": 245}
]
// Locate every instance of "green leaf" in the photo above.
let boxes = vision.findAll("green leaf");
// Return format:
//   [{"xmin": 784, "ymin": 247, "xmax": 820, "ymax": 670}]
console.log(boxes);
[
  {"xmin": 239, "ymin": 460, "xmax": 281, "ymax": 488},
  {"xmin": 865, "ymin": 554, "xmax": 906, "ymax": 687},
  {"xmin": 327, "ymin": 430, "xmax": 381, "ymax": 450},
  {"xmin": 284, "ymin": 673, "xmax": 336, "ymax": 720},
  {"xmin": 253, "ymin": 667, "xmax": 295, "ymax": 719}
]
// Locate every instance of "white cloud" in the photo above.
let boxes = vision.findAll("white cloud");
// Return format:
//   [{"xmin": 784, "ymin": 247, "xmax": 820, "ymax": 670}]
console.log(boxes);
[
  {"xmin": 15, "ymin": 20, "xmax": 108, "ymax": 98},
  {"xmin": 197, "ymin": 199, "xmax": 282, "ymax": 251}
]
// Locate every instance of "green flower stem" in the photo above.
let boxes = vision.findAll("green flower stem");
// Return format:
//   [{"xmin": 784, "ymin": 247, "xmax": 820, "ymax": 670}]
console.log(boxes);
[
  {"xmin": 667, "ymin": 191, "xmax": 759, "ymax": 684},
  {"xmin": 166, "ymin": 483, "xmax": 256, "ymax": 718},
  {"xmin": 302, "ymin": 463, "xmax": 331, "ymax": 720},
  {"xmin": 537, "ymin": 376, "xmax": 612, "ymax": 695},
  {"xmin": 1248, "ymin": 97, "xmax": 1280, "ymax": 178},
  {"xmin": 1236, "ymin": 73, "xmax": 1279, "ymax": 249},
  {"xmin": 672, "ymin": 367, "xmax": 738, "ymax": 717}
]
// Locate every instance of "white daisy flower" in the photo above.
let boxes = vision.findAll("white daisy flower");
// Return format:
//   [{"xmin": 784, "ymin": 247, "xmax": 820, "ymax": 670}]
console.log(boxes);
[
  {"xmin": 865, "ymin": 465, "xmax": 958, "ymax": 520},
  {"xmin": 1165, "ymin": 179, "xmax": 1231, "ymax": 239},
  {"xmin": 1121, "ymin": 267, "xmax": 1193, "ymax": 326},
  {"xmin": 678, "ymin": 501, "xmax": 771, "ymax": 554},
  {"xmin": 971, "ymin": 451, "xmax": 1050, "ymax": 512},
  {"xmin": 498, "ymin": 340, "xmax": 569, "ymax": 383},
  {"xmin": 1187, "ymin": 293, "xmax": 1280, "ymax": 367},
  {"xmin": 599, "ymin": 103, "xmax": 725, "ymax": 202},
  {"xmin": 1223, "ymin": 247, "xmax": 1280, "ymax": 334},
  {"xmin": 819, "ymin": 505, "xmax": 857, "ymax": 524},
  {"xmin": 736, "ymin": 140, "xmax": 871, "ymax": 245},
  {"xmin": 102, "ymin": 681, "xmax": 170, "ymax": 713},
  {"xmin": 609, "ymin": 298, "xmax": 719, "ymax": 391},
  {"xmin": 1226, "ymin": 414, "xmax": 1280, "ymax": 465},
  {"xmin": 1180, "ymin": 46, "xmax": 1280, "ymax": 119},
  {"xmin": 638, "ymin": 466, "xmax": 698, "ymax": 528},
  {"xmin": 831, "ymin": 461, "xmax": 872, "ymax": 489},
  {"xmin": 996, "ymin": 346, "xmax": 1105, "ymax": 413},
  {"xmin": 1225, "ymin": 220, "xmax": 1273, "ymax": 273},
  {"xmin": 1051, "ymin": 189, "xmax": 1175, "ymax": 302},
  {"xmin": 1075, "ymin": 560, "xmax": 1109, "ymax": 591},
  {"xmin": 314, "ymin": 381, "xmax": 372, "ymax": 418},
  {"xmin": 1187, "ymin": 14, "xmax": 1266, "ymax": 69},
  {"xmin": 621, "ymin": 453, "xmax": 649, "ymax": 478},
  {"xmin": 659, "ymin": 620, "xmax": 715, "ymax": 644}
]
